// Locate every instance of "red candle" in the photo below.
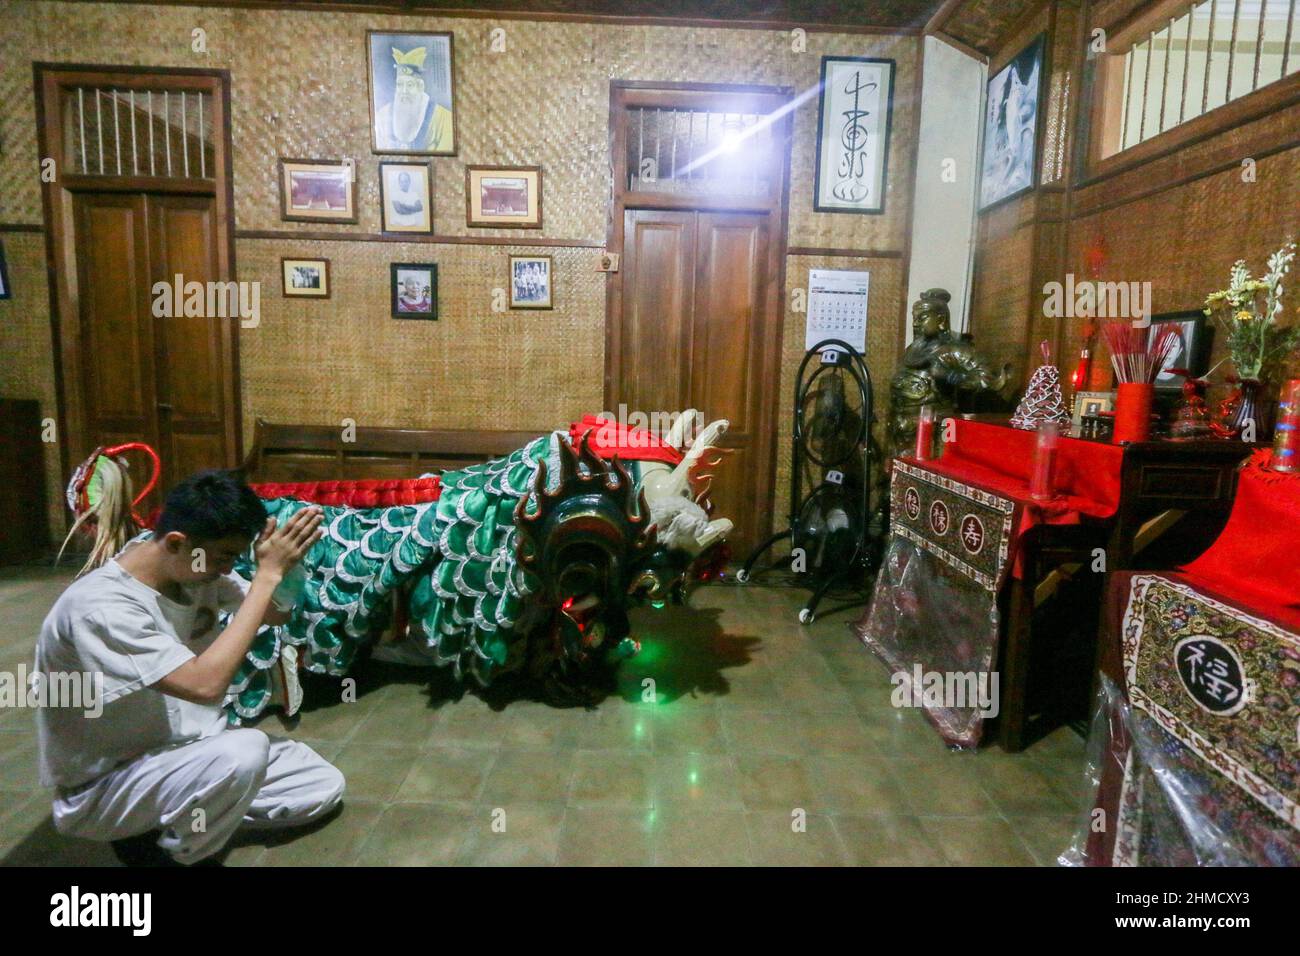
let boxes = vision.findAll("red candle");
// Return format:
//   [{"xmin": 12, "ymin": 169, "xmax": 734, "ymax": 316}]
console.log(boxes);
[
  {"xmin": 914, "ymin": 406, "xmax": 935, "ymax": 461},
  {"xmin": 1268, "ymin": 379, "xmax": 1300, "ymax": 473},
  {"xmin": 1030, "ymin": 421, "xmax": 1061, "ymax": 500}
]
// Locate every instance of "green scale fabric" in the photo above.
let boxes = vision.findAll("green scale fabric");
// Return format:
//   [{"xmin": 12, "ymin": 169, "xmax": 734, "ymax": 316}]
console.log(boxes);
[{"xmin": 225, "ymin": 434, "xmax": 557, "ymax": 721}]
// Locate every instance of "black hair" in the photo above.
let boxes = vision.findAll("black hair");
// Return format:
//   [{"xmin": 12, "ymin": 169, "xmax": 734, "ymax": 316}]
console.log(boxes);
[{"xmin": 153, "ymin": 469, "xmax": 266, "ymax": 542}]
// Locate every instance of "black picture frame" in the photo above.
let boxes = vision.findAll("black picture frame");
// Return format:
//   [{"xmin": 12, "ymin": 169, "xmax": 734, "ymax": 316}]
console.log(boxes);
[
  {"xmin": 0, "ymin": 240, "xmax": 10, "ymax": 300},
  {"xmin": 812, "ymin": 56, "xmax": 895, "ymax": 215},
  {"xmin": 978, "ymin": 33, "xmax": 1047, "ymax": 212},
  {"xmin": 1149, "ymin": 310, "xmax": 1213, "ymax": 392},
  {"xmin": 390, "ymin": 262, "xmax": 438, "ymax": 320}
]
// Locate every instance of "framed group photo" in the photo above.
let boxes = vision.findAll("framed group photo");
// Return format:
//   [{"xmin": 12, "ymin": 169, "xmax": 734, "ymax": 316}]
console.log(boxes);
[
  {"xmin": 813, "ymin": 56, "xmax": 895, "ymax": 215},
  {"xmin": 367, "ymin": 31, "xmax": 457, "ymax": 155},
  {"xmin": 379, "ymin": 161, "xmax": 433, "ymax": 234},
  {"xmin": 391, "ymin": 262, "xmax": 437, "ymax": 319},
  {"xmin": 281, "ymin": 258, "xmax": 330, "ymax": 299},
  {"xmin": 509, "ymin": 255, "xmax": 552, "ymax": 309},
  {"xmin": 978, "ymin": 34, "xmax": 1046, "ymax": 210},
  {"xmin": 278, "ymin": 158, "xmax": 357, "ymax": 223},
  {"xmin": 466, "ymin": 165, "xmax": 542, "ymax": 229}
]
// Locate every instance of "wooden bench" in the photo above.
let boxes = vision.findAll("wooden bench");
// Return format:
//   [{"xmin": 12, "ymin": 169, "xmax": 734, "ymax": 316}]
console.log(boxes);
[{"xmin": 240, "ymin": 418, "xmax": 543, "ymax": 483}]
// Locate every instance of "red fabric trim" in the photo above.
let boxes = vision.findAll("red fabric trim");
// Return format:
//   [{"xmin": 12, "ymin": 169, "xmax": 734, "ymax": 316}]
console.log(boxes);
[
  {"xmin": 250, "ymin": 476, "xmax": 443, "ymax": 508},
  {"xmin": 569, "ymin": 416, "xmax": 684, "ymax": 465}
]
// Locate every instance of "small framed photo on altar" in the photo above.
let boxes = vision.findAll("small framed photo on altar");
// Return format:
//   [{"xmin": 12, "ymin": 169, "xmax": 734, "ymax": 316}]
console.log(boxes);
[
  {"xmin": 278, "ymin": 158, "xmax": 357, "ymax": 223},
  {"xmin": 367, "ymin": 31, "xmax": 457, "ymax": 156},
  {"xmin": 390, "ymin": 262, "xmax": 437, "ymax": 320},
  {"xmin": 379, "ymin": 161, "xmax": 433, "ymax": 234},
  {"xmin": 509, "ymin": 254, "xmax": 552, "ymax": 309},
  {"xmin": 466, "ymin": 165, "xmax": 542, "ymax": 229},
  {"xmin": 1071, "ymin": 390, "xmax": 1115, "ymax": 428},
  {"xmin": 281, "ymin": 257, "xmax": 330, "ymax": 299},
  {"xmin": 813, "ymin": 57, "xmax": 895, "ymax": 214},
  {"xmin": 1149, "ymin": 311, "xmax": 1212, "ymax": 393}
]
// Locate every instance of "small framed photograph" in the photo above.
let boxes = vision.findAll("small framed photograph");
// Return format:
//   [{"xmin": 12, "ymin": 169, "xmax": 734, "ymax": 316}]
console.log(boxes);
[
  {"xmin": 1071, "ymin": 390, "xmax": 1115, "ymax": 427},
  {"xmin": 978, "ymin": 34, "xmax": 1046, "ymax": 211},
  {"xmin": 391, "ymin": 263, "xmax": 437, "ymax": 320},
  {"xmin": 0, "ymin": 240, "xmax": 10, "ymax": 300},
  {"xmin": 1149, "ymin": 311, "xmax": 1213, "ymax": 392},
  {"xmin": 380, "ymin": 161, "xmax": 433, "ymax": 234},
  {"xmin": 367, "ymin": 31, "xmax": 456, "ymax": 155},
  {"xmin": 281, "ymin": 258, "xmax": 330, "ymax": 299},
  {"xmin": 466, "ymin": 165, "xmax": 542, "ymax": 229},
  {"xmin": 509, "ymin": 255, "xmax": 552, "ymax": 310},
  {"xmin": 813, "ymin": 57, "xmax": 895, "ymax": 214},
  {"xmin": 278, "ymin": 158, "xmax": 357, "ymax": 223}
]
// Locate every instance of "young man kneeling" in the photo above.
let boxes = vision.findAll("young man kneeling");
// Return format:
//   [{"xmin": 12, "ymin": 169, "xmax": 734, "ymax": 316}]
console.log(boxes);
[{"xmin": 35, "ymin": 469, "xmax": 342, "ymax": 865}]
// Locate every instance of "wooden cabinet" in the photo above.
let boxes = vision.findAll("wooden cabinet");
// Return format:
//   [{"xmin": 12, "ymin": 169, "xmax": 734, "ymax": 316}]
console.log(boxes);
[{"xmin": 0, "ymin": 399, "xmax": 51, "ymax": 563}]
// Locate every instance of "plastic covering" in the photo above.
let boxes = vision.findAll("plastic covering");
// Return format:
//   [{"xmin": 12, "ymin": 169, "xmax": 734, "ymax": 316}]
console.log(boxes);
[
  {"xmin": 1061, "ymin": 674, "xmax": 1300, "ymax": 866},
  {"xmin": 857, "ymin": 535, "xmax": 1001, "ymax": 749}
]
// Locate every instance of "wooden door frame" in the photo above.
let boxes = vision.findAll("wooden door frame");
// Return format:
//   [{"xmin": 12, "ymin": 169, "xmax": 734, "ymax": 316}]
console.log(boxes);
[
  {"xmin": 604, "ymin": 79, "xmax": 793, "ymax": 545},
  {"xmin": 34, "ymin": 62, "xmax": 240, "ymax": 483}
]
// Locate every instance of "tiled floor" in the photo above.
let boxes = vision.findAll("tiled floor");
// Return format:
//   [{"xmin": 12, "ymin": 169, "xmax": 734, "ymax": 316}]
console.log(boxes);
[{"xmin": 0, "ymin": 563, "xmax": 1088, "ymax": 866}]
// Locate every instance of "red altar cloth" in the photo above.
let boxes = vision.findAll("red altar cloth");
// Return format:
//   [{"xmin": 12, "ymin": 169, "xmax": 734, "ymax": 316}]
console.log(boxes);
[
  {"xmin": 925, "ymin": 418, "xmax": 1123, "ymax": 521},
  {"xmin": 900, "ymin": 419, "xmax": 1124, "ymax": 575},
  {"xmin": 1182, "ymin": 449, "xmax": 1300, "ymax": 631},
  {"xmin": 250, "ymin": 476, "xmax": 443, "ymax": 508},
  {"xmin": 569, "ymin": 415, "xmax": 685, "ymax": 465}
]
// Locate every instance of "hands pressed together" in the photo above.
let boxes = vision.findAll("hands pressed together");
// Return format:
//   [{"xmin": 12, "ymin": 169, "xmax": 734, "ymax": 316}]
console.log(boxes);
[{"xmin": 254, "ymin": 507, "xmax": 325, "ymax": 583}]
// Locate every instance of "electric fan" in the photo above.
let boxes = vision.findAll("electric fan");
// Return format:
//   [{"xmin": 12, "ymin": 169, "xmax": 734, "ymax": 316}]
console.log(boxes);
[{"xmin": 737, "ymin": 339, "xmax": 880, "ymax": 623}]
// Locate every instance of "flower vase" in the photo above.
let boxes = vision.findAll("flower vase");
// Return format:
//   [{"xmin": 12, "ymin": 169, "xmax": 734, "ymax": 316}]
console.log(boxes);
[{"xmin": 1220, "ymin": 378, "xmax": 1271, "ymax": 442}]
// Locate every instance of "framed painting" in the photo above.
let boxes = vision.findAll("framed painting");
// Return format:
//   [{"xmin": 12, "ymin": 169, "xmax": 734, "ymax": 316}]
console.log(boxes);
[
  {"xmin": 367, "ymin": 31, "xmax": 456, "ymax": 155},
  {"xmin": 813, "ymin": 56, "xmax": 894, "ymax": 214},
  {"xmin": 465, "ymin": 165, "xmax": 542, "ymax": 229},
  {"xmin": 278, "ymin": 159, "xmax": 357, "ymax": 223},
  {"xmin": 978, "ymin": 34, "xmax": 1046, "ymax": 210}
]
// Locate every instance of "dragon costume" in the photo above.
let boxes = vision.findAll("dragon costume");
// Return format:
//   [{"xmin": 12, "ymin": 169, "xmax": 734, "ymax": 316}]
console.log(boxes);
[{"xmin": 63, "ymin": 412, "xmax": 733, "ymax": 720}]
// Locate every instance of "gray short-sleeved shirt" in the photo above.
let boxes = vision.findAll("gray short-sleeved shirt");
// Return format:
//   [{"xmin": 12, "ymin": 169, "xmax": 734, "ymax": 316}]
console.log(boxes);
[{"xmin": 34, "ymin": 556, "xmax": 248, "ymax": 790}]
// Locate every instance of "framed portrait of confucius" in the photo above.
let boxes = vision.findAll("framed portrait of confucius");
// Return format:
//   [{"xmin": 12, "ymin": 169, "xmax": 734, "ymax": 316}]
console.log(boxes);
[
  {"xmin": 367, "ymin": 31, "xmax": 457, "ymax": 156},
  {"xmin": 813, "ymin": 56, "xmax": 895, "ymax": 214}
]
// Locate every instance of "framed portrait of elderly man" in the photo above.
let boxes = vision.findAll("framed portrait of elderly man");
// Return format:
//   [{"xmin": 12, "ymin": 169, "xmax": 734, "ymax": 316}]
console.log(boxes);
[
  {"xmin": 367, "ymin": 31, "xmax": 457, "ymax": 156},
  {"xmin": 379, "ymin": 161, "xmax": 433, "ymax": 233},
  {"xmin": 390, "ymin": 262, "xmax": 438, "ymax": 320}
]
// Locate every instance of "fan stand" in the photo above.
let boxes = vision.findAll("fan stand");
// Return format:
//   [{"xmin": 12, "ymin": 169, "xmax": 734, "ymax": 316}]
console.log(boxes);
[{"xmin": 737, "ymin": 338, "xmax": 879, "ymax": 624}]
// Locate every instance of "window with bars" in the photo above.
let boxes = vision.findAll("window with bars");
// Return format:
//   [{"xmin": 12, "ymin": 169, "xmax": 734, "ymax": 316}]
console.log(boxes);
[
  {"xmin": 625, "ymin": 106, "xmax": 779, "ymax": 199},
  {"xmin": 61, "ymin": 86, "xmax": 215, "ymax": 179},
  {"xmin": 1108, "ymin": 0, "xmax": 1299, "ymax": 155}
]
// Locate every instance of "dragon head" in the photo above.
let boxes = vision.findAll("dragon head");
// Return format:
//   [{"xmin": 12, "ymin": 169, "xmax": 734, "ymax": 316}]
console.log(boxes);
[{"xmin": 512, "ymin": 413, "xmax": 734, "ymax": 680}]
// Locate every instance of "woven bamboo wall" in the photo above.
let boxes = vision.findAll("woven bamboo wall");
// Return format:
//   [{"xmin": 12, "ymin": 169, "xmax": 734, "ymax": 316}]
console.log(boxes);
[
  {"xmin": 0, "ymin": 1, "xmax": 920, "ymax": 541},
  {"xmin": 967, "ymin": 0, "xmax": 1300, "ymax": 408}
]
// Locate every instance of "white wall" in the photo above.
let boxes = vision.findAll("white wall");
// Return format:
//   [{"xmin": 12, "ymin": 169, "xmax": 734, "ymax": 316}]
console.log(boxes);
[{"xmin": 906, "ymin": 35, "xmax": 986, "ymax": 340}]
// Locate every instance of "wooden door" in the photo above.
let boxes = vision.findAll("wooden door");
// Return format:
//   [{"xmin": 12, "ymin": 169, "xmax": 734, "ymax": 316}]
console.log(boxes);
[
  {"xmin": 72, "ymin": 192, "xmax": 160, "ymax": 458},
  {"xmin": 607, "ymin": 83, "xmax": 791, "ymax": 556},
  {"xmin": 148, "ymin": 193, "xmax": 233, "ymax": 483},
  {"xmin": 690, "ymin": 211, "xmax": 770, "ymax": 549},
  {"xmin": 38, "ymin": 65, "xmax": 238, "ymax": 516}
]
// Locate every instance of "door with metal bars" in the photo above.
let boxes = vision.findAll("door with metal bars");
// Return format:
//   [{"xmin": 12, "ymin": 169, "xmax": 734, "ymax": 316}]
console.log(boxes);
[{"xmin": 36, "ymin": 65, "xmax": 240, "ymax": 513}]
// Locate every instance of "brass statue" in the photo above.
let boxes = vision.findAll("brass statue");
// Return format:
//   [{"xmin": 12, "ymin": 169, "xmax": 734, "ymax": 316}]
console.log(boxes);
[{"xmin": 888, "ymin": 289, "xmax": 1012, "ymax": 458}]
